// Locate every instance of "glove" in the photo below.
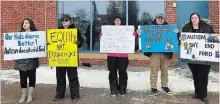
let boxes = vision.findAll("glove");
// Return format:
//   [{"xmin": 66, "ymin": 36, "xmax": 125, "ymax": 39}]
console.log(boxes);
[{"xmin": 75, "ymin": 41, "xmax": 81, "ymax": 45}]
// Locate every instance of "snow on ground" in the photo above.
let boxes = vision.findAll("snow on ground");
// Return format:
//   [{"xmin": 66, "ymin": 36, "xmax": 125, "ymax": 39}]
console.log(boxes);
[{"xmin": 0, "ymin": 66, "xmax": 219, "ymax": 93}]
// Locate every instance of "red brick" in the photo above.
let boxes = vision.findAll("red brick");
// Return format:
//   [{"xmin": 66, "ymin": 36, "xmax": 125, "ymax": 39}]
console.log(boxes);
[
  {"xmin": 1, "ymin": 1, "xmax": 56, "ymax": 68},
  {"xmin": 210, "ymin": 1, "xmax": 219, "ymax": 33}
]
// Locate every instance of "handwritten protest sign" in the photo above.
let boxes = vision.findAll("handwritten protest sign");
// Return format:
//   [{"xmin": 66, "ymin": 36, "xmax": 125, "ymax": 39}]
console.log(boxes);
[
  {"xmin": 140, "ymin": 25, "xmax": 178, "ymax": 52},
  {"xmin": 47, "ymin": 29, "xmax": 78, "ymax": 67},
  {"xmin": 100, "ymin": 25, "xmax": 135, "ymax": 53},
  {"xmin": 4, "ymin": 31, "xmax": 46, "ymax": 60},
  {"xmin": 180, "ymin": 32, "xmax": 220, "ymax": 64}
]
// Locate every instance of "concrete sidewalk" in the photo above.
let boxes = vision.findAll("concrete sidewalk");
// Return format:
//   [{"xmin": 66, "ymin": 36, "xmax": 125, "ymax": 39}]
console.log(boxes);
[{"xmin": 1, "ymin": 82, "xmax": 219, "ymax": 104}]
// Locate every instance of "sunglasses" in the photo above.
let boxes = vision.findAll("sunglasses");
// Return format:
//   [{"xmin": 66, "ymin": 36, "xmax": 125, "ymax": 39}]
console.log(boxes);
[
  {"xmin": 157, "ymin": 16, "xmax": 164, "ymax": 19},
  {"xmin": 62, "ymin": 19, "xmax": 69, "ymax": 22}
]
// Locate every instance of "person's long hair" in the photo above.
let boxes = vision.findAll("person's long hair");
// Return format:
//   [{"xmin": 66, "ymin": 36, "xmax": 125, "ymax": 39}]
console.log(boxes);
[
  {"xmin": 20, "ymin": 18, "xmax": 37, "ymax": 32},
  {"xmin": 188, "ymin": 13, "xmax": 203, "ymax": 29}
]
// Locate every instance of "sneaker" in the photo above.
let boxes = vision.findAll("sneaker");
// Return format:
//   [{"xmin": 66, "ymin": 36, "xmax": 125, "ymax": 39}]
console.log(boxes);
[
  {"xmin": 151, "ymin": 88, "xmax": 158, "ymax": 96},
  {"xmin": 200, "ymin": 97, "xmax": 209, "ymax": 104},
  {"xmin": 53, "ymin": 95, "xmax": 64, "ymax": 101},
  {"xmin": 162, "ymin": 87, "xmax": 171, "ymax": 94},
  {"xmin": 192, "ymin": 93, "xmax": 200, "ymax": 99}
]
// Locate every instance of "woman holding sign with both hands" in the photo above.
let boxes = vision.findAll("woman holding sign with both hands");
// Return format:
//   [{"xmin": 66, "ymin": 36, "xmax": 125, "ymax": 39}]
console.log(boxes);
[
  {"xmin": 15, "ymin": 18, "xmax": 39, "ymax": 103},
  {"xmin": 52, "ymin": 14, "xmax": 84, "ymax": 102},
  {"xmin": 177, "ymin": 13, "xmax": 215, "ymax": 104},
  {"xmin": 100, "ymin": 16, "xmax": 137, "ymax": 97}
]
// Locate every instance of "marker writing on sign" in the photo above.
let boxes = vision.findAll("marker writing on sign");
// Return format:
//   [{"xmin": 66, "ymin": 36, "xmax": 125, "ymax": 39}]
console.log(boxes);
[
  {"xmin": 14, "ymin": 33, "xmax": 24, "ymax": 40},
  {"xmin": 50, "ymin": 31, "xmax": 77, "ymax": 43},
  {"xmin": 205, "ymin": 44, "xmax": 215, "ymax": 49},
  {"xmin": 18, "ymin": 39, "xmax": 38, "ymax": 46},
  {"xmin": 57, "ymin": 44, "xmax": 65, "ymax": 50},
  {"xmin": 48, "ymin": 51, "xmax": 76, "ymax": 58},
  {"xmin": 199, "ymin": 51, "xmax": 212, "ymax": 56},
  {"xmin": 5, "ymin": 33, "xmax": 13, "ymax": 40},
  {"xmin": 184, "ymin": 42, "xmax": 198, "ymax": 48},
  {"xmin": 4, "ymin": 46, "xmax": 46, "ymax": 54}
]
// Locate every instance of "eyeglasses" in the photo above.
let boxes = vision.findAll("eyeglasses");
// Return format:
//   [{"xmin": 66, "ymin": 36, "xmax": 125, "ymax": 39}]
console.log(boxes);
[{"xmin": 62, "ymin": 19, "xmax": 69, "ymax": 22}]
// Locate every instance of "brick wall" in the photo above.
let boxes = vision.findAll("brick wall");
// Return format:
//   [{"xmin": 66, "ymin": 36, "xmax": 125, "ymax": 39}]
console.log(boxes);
[
  {"xmin": 210, "ymin": 0, "xmax": 219, "ymax": 33},
  {"xmin": 166, "ymin": 0, "xmax": 178, "ymax": 67},
  {"xmin": 1, "ymin": 1, "xmax": 57, "ymax": 68}
]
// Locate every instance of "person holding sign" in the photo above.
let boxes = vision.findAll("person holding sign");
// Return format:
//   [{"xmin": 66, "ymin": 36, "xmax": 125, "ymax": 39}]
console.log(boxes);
[
  {"xmin": 14, "ymin": 18, "xmax": 39, "ymax": 103},
  {"xmin": 178, "ymin": 13, "xmax": 214, "ymax": 104},
  {"xmin": 100, "ymin": 16, "xmax": 137, "ymax": 97},
  {"xmin": 137, "ymin": 14, "xmax": 177, "ymax": 96},
  {"xmin": 52, "ymin": 14, "xmax": 83, "ymax": 101}
]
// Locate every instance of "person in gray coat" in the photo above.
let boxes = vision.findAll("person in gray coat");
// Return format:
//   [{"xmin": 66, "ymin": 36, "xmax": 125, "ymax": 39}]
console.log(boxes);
[{"xmin": 14, "ymin": 18, "xmax": 39, "ymax": 103}]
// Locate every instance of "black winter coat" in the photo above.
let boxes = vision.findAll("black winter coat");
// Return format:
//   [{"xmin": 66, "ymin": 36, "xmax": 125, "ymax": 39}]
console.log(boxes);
[
  {"xmin": 182, "ymin": 21, "xmax": 214, "ymax": 33},
  {"xmin": 15, "ymin": 58, "xmax": 39, "ymax": 71},
  {"xmin": 58, "ymin": 24, "xmax": 84, "ymax": 48}
]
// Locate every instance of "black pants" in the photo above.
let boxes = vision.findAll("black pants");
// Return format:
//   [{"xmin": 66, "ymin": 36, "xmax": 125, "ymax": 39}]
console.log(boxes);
[
  {"xmin": 188, "ymin": 63, "xmax": 211, "ymax": 98},
  {"xmin": 56, "ymin": 67, "xmax": 79, "ymax": 98},
  {"xmin": 107, "ymin": 56, "xmax": 129, "ymax": 94},
  {"xmin": 19, "ymin": 69, "xmax": 36, "ymax": 88}
]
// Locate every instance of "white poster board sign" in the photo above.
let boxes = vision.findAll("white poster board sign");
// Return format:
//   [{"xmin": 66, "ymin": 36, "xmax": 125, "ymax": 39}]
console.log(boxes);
[
  {"xmin": 4, "ymin": 31, "xmax": 47, "ymax": 60},
  {"xmin": 180, "ymin": 32, "xmax": 219, "ymax": 64},
  {"xmin": 100, "ymin": 25, "xmax": 135, "ymax": 53}
]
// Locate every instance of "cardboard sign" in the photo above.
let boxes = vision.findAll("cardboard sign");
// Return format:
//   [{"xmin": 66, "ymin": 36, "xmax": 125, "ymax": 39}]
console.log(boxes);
[{"xmin": 47, "ymin": 29, "xmax": 78, "ymax": 67}]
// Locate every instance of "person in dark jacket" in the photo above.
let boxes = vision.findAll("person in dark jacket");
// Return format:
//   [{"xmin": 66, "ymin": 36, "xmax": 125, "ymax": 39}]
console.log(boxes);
[
  {"xmin": 138, "ymin": 13, "xmax": 176, "ymax": 95},
  {"xmin": 178, "ymin": 13, "xmax": 214, "ymax": 104},
  {"xmin": 100, "ymin": 16, "xmax": 137, "ymax": 97},
  {"xmin": 15, "ymin": 18, "xmax": 39, "ymax": 103},
  {"xmin": 53, "ymin": 14, "xmax": 83, "ymax": 102}
]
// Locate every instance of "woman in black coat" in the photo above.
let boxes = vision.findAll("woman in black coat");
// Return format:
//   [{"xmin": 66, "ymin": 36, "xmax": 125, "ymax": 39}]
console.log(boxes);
[
  {"xmin": 15, "ymin": 18, "xmax": 39, "ymax": 103},
  {"xmin": 179, "ymin": 13, "xmax": 214, "ymax": 104},
  {"xmin": 53, "ymin": 14, "xmax": 83, "ymax": 102}
]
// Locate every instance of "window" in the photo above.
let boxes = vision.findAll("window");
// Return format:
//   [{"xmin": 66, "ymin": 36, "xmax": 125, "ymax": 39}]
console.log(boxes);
[
  {"xmin": 128, "ymin": 1, "xmax": 165, "ymax": 51},
  {"xmin": 92, "ymin": 1, "xmax": 126, "ymax": 51},
  {"xmin": 128, "ymin": 1, "xmax": 166, "ymax": 26},
  {"xmin": 58, "ymin": 1, "xmax": 165, "ymax": 52},
  {"xmin": 57, "ymin": 1, "xmax": 91, "ymax": 51}
]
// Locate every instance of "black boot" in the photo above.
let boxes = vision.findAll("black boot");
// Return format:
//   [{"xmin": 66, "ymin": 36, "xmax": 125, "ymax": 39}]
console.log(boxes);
[
  {"xmin": 200, "ymin": 97, "xmax": 209, "ymax": 104},
  {"xmin": 109, "ymin": 80, "xmax": 118, "ymax": 96},
  {"xmin": 70, "ymin": 79, "xmax": 80, "ymax": 101},
  {"xmin": 119, "ymin": 80, "xmax": 127, "ymax": 96},
  {"xmin": 53, "ymin": 94, "xmax": 64, "ymax": 101},
  {"xmin": 192, "ymin": 93, "xmax": 200, "ymax": 99}
]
